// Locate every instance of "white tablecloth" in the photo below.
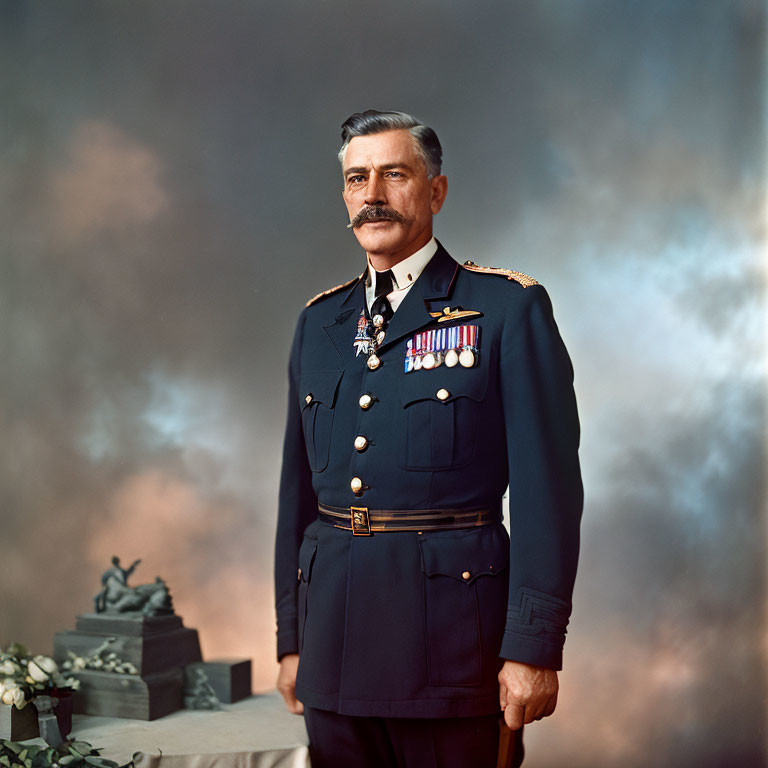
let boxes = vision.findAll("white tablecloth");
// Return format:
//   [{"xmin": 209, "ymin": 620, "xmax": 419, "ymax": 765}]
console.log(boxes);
[{"xmin": 30, "ymin": 691, "xmax": 308, "ymax": 768}]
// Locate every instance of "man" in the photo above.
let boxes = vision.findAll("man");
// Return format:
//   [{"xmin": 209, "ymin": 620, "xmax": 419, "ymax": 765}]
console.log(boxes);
[{"xmin": 274, "ymin": 110, "xmax": 583, "ymax": 767}]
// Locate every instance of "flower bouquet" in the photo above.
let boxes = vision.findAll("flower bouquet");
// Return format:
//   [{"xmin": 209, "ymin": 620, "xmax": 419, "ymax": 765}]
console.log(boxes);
[{"xmin": 0, "ymin": 643, "xmax": 80, "ymax": 741}]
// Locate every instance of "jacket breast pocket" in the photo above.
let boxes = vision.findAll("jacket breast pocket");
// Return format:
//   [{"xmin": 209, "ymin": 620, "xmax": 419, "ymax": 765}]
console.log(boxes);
[
  {"xmin": 297, "ymin": 535, "xmax": 318, "ymax": 654},
  {"xmin": 399, "ymin": 364, "xmax": 489, "ymax": 471},
  {"xmin": 298, "ymin": 370, "xmax": 344, "ymax": 472},
  {"xmin": 419, "ymin": 526, "xmax": 508, "ymax": 687}
]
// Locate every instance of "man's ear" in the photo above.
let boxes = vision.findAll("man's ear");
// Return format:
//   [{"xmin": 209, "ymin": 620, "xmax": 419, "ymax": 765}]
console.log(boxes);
[{"xmin": 430, "ymin": 175, "xmax": 448, "ymax": 215}]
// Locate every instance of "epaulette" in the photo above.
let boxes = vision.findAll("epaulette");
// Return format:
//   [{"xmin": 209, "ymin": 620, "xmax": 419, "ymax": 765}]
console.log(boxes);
[
  {"xmin": 305, "ymin": 274, "xmax": 361, "ymax": 307},
  {"xmin": 462, "ymin": 261, "xmax": 538, "ymax": 288}
]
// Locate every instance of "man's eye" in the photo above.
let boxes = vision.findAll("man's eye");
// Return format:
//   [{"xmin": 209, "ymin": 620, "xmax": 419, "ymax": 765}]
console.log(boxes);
[
  {"xmin": 348, "ymin": 175, "xmax": 365, "ymax": 185},
  {"xmin": 385, "ymin": 171, "xmax": 403, "ymax": 178}
]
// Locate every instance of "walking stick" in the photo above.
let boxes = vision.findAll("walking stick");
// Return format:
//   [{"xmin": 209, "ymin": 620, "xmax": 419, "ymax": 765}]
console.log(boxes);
[{"xmin": 497, "ymin": 720, "xmax": 525, "ymax": 768}]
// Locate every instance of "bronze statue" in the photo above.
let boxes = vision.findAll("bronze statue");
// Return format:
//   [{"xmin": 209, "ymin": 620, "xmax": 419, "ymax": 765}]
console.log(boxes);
[{"xmin": 93, "ymin": 557, "xmax": 174, "ymax": 616}]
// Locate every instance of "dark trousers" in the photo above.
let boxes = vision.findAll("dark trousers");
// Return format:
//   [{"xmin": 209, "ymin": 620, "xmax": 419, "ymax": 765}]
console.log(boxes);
[{"xmin": 304, "ymin": 706, "xmax": 510, "ymax": 768}]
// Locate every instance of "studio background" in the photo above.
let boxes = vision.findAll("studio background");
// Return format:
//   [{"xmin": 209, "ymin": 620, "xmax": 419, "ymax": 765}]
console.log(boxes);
[{"xmin": 2, "ymin": 2, "xmax": 765, "ymax": 766}]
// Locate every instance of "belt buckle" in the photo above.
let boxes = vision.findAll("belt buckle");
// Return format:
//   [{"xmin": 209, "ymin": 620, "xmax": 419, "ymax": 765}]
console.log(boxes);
[{"xmin": 350, "ymin": 506, "xmax": 372, "ymax": 536}]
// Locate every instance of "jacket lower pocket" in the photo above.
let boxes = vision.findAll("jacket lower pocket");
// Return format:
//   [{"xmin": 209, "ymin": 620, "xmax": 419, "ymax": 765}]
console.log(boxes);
[{"xmin": 419, "ymin": 526, "xmax": 508, "ymax": 687}]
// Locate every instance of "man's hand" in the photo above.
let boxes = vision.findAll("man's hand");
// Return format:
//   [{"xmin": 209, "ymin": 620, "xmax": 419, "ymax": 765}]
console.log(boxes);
[
  {"xmin": 498, "ymin": 660, "xmax": 558, "ymax": 730},
  {"xmin": 276, "ymin": 654, "xmax": 304, "ymax": 714}
]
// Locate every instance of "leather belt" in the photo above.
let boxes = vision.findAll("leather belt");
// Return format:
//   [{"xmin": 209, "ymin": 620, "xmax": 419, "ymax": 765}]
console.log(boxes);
[{"xmin": 317, "ymin": 501, "xmax": 502, "ymax": 536}]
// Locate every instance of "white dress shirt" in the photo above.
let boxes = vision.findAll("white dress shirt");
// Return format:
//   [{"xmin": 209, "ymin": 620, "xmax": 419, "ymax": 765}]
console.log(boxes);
[{"xmin": 365, "ymin": 237, "xmax": 438, "ymax": 314}]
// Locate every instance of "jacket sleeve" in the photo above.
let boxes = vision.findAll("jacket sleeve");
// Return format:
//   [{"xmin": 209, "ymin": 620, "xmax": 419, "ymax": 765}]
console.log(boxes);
[
  {"xmin": 498, "ymin": 284, "xmax": 583, "ymax": 670},
  {"xmin": 274, "ymin": 309, "xmax": 318, "ymax": 662}
]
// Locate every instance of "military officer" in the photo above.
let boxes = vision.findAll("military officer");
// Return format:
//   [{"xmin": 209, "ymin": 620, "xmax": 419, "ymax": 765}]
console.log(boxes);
[{"xmin": 274, "ymin": 110, "xmax": 583, "ymax": 767}]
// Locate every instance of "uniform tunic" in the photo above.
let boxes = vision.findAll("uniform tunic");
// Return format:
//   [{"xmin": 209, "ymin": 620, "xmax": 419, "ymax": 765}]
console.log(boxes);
[{"xmin": 274, "ymin": 241, "xmax": 583, "ymax": 718}]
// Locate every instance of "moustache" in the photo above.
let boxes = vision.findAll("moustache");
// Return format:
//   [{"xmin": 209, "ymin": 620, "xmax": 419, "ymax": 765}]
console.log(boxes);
[{"xmin": 347, "ymin": 205, "xmax": 407, "ymax": 229}]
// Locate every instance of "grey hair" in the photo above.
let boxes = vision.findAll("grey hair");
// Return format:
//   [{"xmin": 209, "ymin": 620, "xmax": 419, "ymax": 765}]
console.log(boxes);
[{"xmin": 338, "ymin": 110, "xmax": 443, "ymax": 178}]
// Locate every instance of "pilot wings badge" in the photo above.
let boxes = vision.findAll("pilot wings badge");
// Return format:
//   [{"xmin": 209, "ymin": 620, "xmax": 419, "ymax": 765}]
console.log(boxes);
[{"xmin": 428, "ymin": 306, "xmax": 484, "ymax": 322}]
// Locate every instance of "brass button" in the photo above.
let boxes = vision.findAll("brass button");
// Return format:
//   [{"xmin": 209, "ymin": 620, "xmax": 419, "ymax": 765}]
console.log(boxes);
[
  {"xmin": 462, "ymin": 571, "xmax": 471, "ymax": 581},
  {"xmin": 350, "ymin": 476, "xmax": 364, "ymax": 495},
  {"xmin": 304, "ymin": 394, "xmax": 312, "ymax": 405},
  {"xmin": 367, "ymin": 354, "xmax": 381, "ymax": 370},
  {"xmin": 436, "ymin": 388, "xmax": 450, "ymax": 401},
  {"xmin": 354, "ymin": 435, "xmax": 369, "ymax": 452},
  {"xmin": 359, "ymin": 393, "xmax": 374, "ymax": 410}
]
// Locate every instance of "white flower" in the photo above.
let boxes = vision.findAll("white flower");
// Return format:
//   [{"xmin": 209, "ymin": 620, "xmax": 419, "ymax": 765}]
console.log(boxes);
[
  {"xmin": 12, "ymin": 687, "xmax": 26, "ymax": 709},
  {"xmin": 0, "ymin": 661, "xmax": 20, "ymax": 676},
  {"xmin": 2, "ymin": 687, "xmax": 18, "ymax": 705},
  {"xmin": 33, "ymin": 655, "xmax": 58, "ymax": 674},
  {"xmin": 27, "ymin": 660, "xmax": 51, "ymax": 682}
]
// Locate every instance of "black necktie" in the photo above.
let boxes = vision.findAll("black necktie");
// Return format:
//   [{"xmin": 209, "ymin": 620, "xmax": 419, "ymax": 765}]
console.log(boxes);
[{"xmin": 370, "ymin": 269, "xmax": 394, "ymax": 329}]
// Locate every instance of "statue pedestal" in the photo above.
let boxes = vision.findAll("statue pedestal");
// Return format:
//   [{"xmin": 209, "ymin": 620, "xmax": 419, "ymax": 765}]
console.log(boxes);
[
  {"xmin": 53, "ymin": 613, "xmax": 202, "ymax": 720},
  {"xmin": 184, "ymin": 659, "xmax": 252, "ymax": 703},
  {"xmin": 68, "ymin": 668, "xmax": 184, "ymax": 720}
]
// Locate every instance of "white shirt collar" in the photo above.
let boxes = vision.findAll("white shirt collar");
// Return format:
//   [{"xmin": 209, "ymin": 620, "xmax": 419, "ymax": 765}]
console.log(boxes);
[{"xmin": 366, "ymin": 237, "xmax": 438, "ymax": 293}]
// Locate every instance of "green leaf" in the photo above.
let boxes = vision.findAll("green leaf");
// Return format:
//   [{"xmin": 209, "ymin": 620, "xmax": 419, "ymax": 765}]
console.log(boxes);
[
  {"xmin": 0, "ymin": 756, "xmax": 10, "ymax": 767},
  {"xmin": 84, "ymin": 758, "xmax": 117, "ymax": 768},
  {"xmin": 58, "ymin": 755, "xmax": 76, "ymax": 765},
  {"xmin": 70, "ymin": 745, "xmax": 92, "ymax": 757},
  {"xmin": 67, "ymin": 748, "xmax": 82, "ymax": 759},
  {"xmin": 24, "ymin": 748, "xmax": 38, "ymax": 760}
]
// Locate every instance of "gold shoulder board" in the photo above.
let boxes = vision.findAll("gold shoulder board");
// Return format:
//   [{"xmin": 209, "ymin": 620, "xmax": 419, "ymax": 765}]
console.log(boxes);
[
  {"xmin": 305, "ymin": 274, "xmax": 362, "ymax": 307},
  {"xmin": 462, "ymin": 261, "xmax": 538, "ymax": 288}
]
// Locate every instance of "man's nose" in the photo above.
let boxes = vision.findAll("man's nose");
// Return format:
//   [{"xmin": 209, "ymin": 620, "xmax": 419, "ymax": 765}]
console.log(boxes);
[{"xmin": 364, "ymin": 172, "xmax": 386, "ymax": 205}]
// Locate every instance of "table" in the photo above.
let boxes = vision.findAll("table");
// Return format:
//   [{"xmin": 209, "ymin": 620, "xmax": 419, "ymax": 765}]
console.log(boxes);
[{"xmin": 29, "ymin": 692, "xmax": 308, "ymax": 768}]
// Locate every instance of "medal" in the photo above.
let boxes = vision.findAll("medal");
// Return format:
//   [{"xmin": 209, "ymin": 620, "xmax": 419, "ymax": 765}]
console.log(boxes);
[
  {"xmin": 353, "ymin": 310, "xmax": 375, "ymax": 357},
  {"xmin": 404, "ymin": 324, "xmax": 480, "ymax": 373}
]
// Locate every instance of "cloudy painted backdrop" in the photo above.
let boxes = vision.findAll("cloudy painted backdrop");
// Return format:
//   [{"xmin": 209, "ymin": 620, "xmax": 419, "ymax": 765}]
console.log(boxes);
[{"xmin": 2, "ymin": 2, "xmax": 765, "ymax": 766}]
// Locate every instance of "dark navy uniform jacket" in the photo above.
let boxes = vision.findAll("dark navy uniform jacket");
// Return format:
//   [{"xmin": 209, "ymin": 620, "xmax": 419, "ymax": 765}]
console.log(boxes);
[{"xmin": 274, "ymin": 242, "xmax": 583, "ymax": 718}]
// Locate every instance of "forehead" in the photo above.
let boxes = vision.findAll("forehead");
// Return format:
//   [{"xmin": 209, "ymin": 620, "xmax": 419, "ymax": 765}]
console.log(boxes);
[{"xmin": 342, "ymin": 129, "xmax": 422, "ymax": 171}]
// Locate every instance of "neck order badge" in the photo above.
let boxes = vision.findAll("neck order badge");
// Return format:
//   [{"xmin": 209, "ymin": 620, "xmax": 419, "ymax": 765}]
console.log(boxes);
[{"xmin": 353, "ymin": 310, "xmax": 375, "ymax": 357}]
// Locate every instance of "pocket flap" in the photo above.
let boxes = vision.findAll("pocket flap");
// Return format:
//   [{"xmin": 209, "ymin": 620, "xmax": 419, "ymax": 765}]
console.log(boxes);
[
  {"xmin": 297, "ymin": 537, "xmax": 318, "ymax": 583},
  {"xmin": 400, "ymin": 364, "xmax": 489, "ymax": 407},
  {"xmin": 419, "ymin": 526, "xmax": 508, "ymax": 584},
  {"xmin": 299, "ymin": 369, "xmax": 344, "ymax": 410}
]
